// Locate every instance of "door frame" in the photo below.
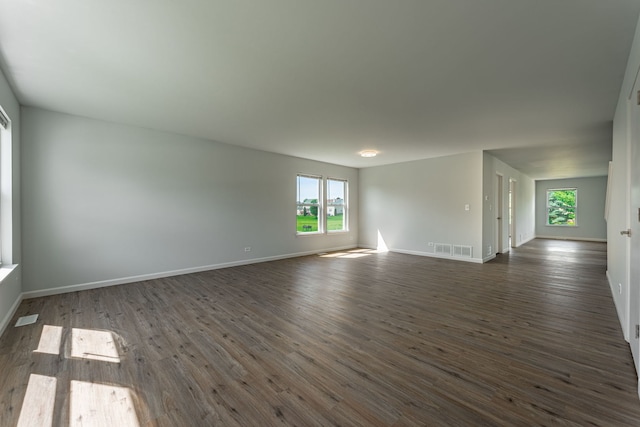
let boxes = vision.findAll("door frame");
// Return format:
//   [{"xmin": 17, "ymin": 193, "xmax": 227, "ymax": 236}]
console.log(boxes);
[
  {"xmin": 509, "ymin": 178, "xmax": 516, "ymax": 248},
  {"xmin": 495, "ymin": 173, "xmax": 504, "ymax": 254}
]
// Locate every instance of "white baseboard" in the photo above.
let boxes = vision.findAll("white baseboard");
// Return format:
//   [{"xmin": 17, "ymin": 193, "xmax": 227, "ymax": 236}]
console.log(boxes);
[
  {"xmin": 357, "ymin": 243, "xmax": 380, "ymax": 252},
  {"xmin": 22, "ymin": 245, "xmax": 358, "ymax": 300},
  {"xmin": 0, "ymin": 292, "xmax": 23, "ymax": 337},
  {"xmin": 387, "ymin": 248, "xmax": 485, "ymax": 264},
  {"xmin": 607, "ymin": 270, "xmax": 629, "ymax": 342},
  {"xmin": 357, "ymin": 243, "xmax": 489, "ymax": 264},
  {"xmin": 535, "ymin": 235, "xmax": 607, "ymax": 243}
]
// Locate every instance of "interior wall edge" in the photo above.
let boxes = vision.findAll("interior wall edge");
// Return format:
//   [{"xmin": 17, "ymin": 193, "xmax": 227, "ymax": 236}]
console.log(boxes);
[
  {"xmin": 0, "ymin": 292, "xmax": 23, "ymax": 337},
  {"xmin": 517, "ymin": 235, "xmax": 536, "ymax": 247}
]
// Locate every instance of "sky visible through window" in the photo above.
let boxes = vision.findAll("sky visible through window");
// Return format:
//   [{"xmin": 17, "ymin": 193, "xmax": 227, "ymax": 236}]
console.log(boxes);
[
  {"xmin": 328, "ymin": 179, "xmax": 345, "ymax": 200},
  {"xmin": 297, "ymin": 176, "xmax": 346, "ymax": 202},
  {"xmin": 297, "ymin": 176, "xmax": 319, "ymax": 202}
]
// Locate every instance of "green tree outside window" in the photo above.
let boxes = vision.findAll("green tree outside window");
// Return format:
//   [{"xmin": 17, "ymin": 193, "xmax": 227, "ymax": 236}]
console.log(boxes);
[{"xmin": 547, "ymin": 189, "xmax": 577, "ymax": 226}]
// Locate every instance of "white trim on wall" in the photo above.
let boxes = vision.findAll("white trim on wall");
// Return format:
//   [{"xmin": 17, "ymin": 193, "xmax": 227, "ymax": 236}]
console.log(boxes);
[
  {"xmin": 0, "ymin": 292, "xmax": 22, "ymax": 337},
  {"xmin": 359, "ymin": 244, "xmax": 490, "ymax": 264},
  {"xmin": 535, "ymin": 236, "xmax": 607, "ymax": 243},
  {"xmin": 22, "ymin": 245, "xmax": 357, "ymax": 299}
]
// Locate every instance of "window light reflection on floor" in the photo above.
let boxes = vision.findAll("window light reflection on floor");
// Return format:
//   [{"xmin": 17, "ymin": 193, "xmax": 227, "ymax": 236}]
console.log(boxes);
[
  {"xmin": 317, "ymin": 231, "xmax": 390, "ymax": 259},
  {"xmin": 35, "ymin": 325, "xmax": 63, "ymax": 355},
  {"xmin": 339, "ymin": 252, "xmax": 371, "ymax": 258},
  {"xmin": 70, "ymin": 381, "xmax": 140, "ymax": 427},
  {"xmin": 319, "ymin": 249, "xmax": 378, "ymax": 259},
  {"xmin": 547, "ymin": 247, "xmax": 577, "ymax": 253},
  {"xmin": 17, "ymin": 374, "xmax": 56, "ymax": 427},
  {"xmin": 23, "ymin": 326, "xmax": 139, "ymax": 426},
  {"xmin": 71, "ymin": 328, "xmax": 121, "ymax": 363}
]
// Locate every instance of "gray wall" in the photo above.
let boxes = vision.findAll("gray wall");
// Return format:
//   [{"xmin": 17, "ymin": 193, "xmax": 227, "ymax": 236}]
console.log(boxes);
[
  {"xmin": 482, "ymin": 153, "xmax": 536, "ymax": 257},
  {"xmin": 535, "ymin": 177, "xmax": 607, "ymax": 241},
  {"xmin": 359, "ymin": 152, "xmax": 485, "ymax": 262},
  {"xmin": 22, "ymin": 107, "xmax": 358, "ymax": 293},
  {"xmin": 0, "ymin": 67, "xmax": 22, "ymax": 333}
]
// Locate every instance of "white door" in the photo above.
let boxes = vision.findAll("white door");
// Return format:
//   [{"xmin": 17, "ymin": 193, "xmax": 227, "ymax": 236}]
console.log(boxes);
[{"xmin": 629, "ymin": 84, "xmax": 640, "ymax": 373}]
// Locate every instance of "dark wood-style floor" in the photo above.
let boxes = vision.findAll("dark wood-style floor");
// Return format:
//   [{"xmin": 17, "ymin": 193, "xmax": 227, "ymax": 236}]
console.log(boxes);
[{"xmin": 1, "ymin": 239, "xmax": 639, "ymax": 426}]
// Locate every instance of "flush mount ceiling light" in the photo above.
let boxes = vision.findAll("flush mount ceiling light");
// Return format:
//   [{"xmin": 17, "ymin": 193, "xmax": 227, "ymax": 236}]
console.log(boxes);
[{"xmin": 359, "ymin": 150, "xmax": 378, "ymax": 158}]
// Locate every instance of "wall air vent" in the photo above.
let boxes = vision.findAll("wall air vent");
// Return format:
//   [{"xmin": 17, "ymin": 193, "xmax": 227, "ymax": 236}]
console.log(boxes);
[
  {"xmin": 434, "ymin": 243, "xmax": 452, "ymax": 256},
  {"xmin": 453, "ymin": 245, "xmax": 472, "ymax": 258}
]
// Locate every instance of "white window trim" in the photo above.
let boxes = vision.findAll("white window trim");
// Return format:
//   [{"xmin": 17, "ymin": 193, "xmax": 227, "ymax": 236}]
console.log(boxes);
[
  {"xmin": 0, "ymin": 106, "xmax": 11, "ymax": 265},
  {"xmin": 326, "ymin": 177, "xmax": 348, "ymax": 233},
  {"xmin": 546, "ymin": 188, "xmax": 578, "ymax": 227},
  {"xmin": 296, "ymin": 174, "xmax": 323, "ymax": 235},
  {"xmin": 296, "ymin": 175, "xmax": 351, "ymax": 236}
]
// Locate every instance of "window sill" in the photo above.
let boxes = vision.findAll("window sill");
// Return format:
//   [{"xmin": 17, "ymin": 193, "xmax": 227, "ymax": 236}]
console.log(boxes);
[
  {"xmin": 0, "ymin": 264, "xmax": 18, "ymax": 285},
  {"xmin": 297, "ymin": 231, "xmax": 350, "ymax": 236}
]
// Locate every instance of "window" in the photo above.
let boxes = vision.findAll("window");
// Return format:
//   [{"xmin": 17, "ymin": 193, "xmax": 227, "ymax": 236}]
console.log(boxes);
[
  {"xmin": 297, "ymin": 174, "xmax": 322, "ymax": 233},
  {"xmin": 547, "ymin": 188, "xmax": 577, "ymax": 226},
  {"xmin": 0, "ymin": 106, "xmax": 9, "ymax": 265},
  {"xmin": 327, "ymin": 178, "xmax": 347, "ymax": 232},
  {"xmin": 296, "ymin": 175, "xmax": 349, "ymax": 235}
]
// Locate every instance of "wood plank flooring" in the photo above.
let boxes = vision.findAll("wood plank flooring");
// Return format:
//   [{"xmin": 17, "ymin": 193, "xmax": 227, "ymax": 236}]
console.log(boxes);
[{"xmin": 1, "ymin": 239, "xmax": 639, "ymax": 426}]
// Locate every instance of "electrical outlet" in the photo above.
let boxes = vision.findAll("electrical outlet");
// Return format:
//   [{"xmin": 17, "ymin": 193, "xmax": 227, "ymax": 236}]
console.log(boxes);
[
  {"xmin": 244, "ymin": 247, "xmax": 251, "ymax": 252},
  {"xmin": 619, "ymin": 283, "xmax": 622, "ymax": 294},
  {"xmin": 428, "ymin": 242, "xmax": 434, "ymax": 246}
]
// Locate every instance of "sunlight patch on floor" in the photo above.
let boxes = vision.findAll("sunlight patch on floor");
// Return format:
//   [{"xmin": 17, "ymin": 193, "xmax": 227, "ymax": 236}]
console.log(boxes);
[
  {"xmin": 70, "ymin": 381, "xmax": 140, "ymax": 427},
  {"xmin": 17, "ymin": 374, "xmax": 56, "ymax": 427},
  {"xmin": 71, "ymin": 328, "xmax": 121, "ymax": 363},
  {"xmin": 548, "ymin": 247, "xmax": 577, "ymax": 253},
  {"xmin": 35, "ymin": 325, "xmax": 63, "ymax": 355},
  {"xmin": 319, "ymin": 249, "xmax": 377, "ymax": 259},
  {"xmin": 319, "ymin": 252, "xmax": 348, "ymax": 258},
  {"xmin": 21, "ymin": 326, "xmax": 140, "ymax": 426},
  {"xmin": 339, "ymin": 253, "xmax": 370, "ymax": 258}
]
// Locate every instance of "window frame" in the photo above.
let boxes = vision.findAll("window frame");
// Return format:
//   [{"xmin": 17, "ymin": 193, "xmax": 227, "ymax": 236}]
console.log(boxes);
[
  {"xmin": 546, "ymin": 188, "xmax": 578, "ymax": 227},
  {"xmin": 296, "ymin": 174, "xmax": 323, "ymax": 235},
  {"xmin": 0, "ymin": 106, "xmax": 9, "ymax": 266},
  {"xmin": 326, "ymin": 177, "xmax": 348, "ymax": 233}
]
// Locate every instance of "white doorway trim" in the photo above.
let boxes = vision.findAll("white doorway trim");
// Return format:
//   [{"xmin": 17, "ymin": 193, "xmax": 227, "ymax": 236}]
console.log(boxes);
[
  {"xmin": 495, "ymin": 173, "xmax": 504, "ymax": 254},
  {"xmin": 509, "ymin": 178, "xmax": 516, "ymax": 248}
]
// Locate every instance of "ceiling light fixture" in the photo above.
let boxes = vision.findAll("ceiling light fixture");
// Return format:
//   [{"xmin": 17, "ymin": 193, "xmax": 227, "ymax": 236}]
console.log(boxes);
[{"xmin": 359, "ymin": 150, "xmax": 378, "ymax": 158}]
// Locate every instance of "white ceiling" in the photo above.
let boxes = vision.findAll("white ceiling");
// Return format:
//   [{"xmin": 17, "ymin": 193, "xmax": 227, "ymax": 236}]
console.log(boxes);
[{"xmin": 1, "ymin": 0, "xmax": 638, "ymax": 179}]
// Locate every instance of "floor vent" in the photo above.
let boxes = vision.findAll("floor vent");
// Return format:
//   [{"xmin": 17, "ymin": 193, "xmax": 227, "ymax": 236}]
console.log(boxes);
[
  {"xmin": 15, "ymin": 314, "xmax": 39, "ymax": 327},
  {"xmin": 434, "ymin": 243, "xmax": 452, "ymax": 256},
  {"xmin": 453, "ymin": 245, "xmax": 473, "ymax": 258}
]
